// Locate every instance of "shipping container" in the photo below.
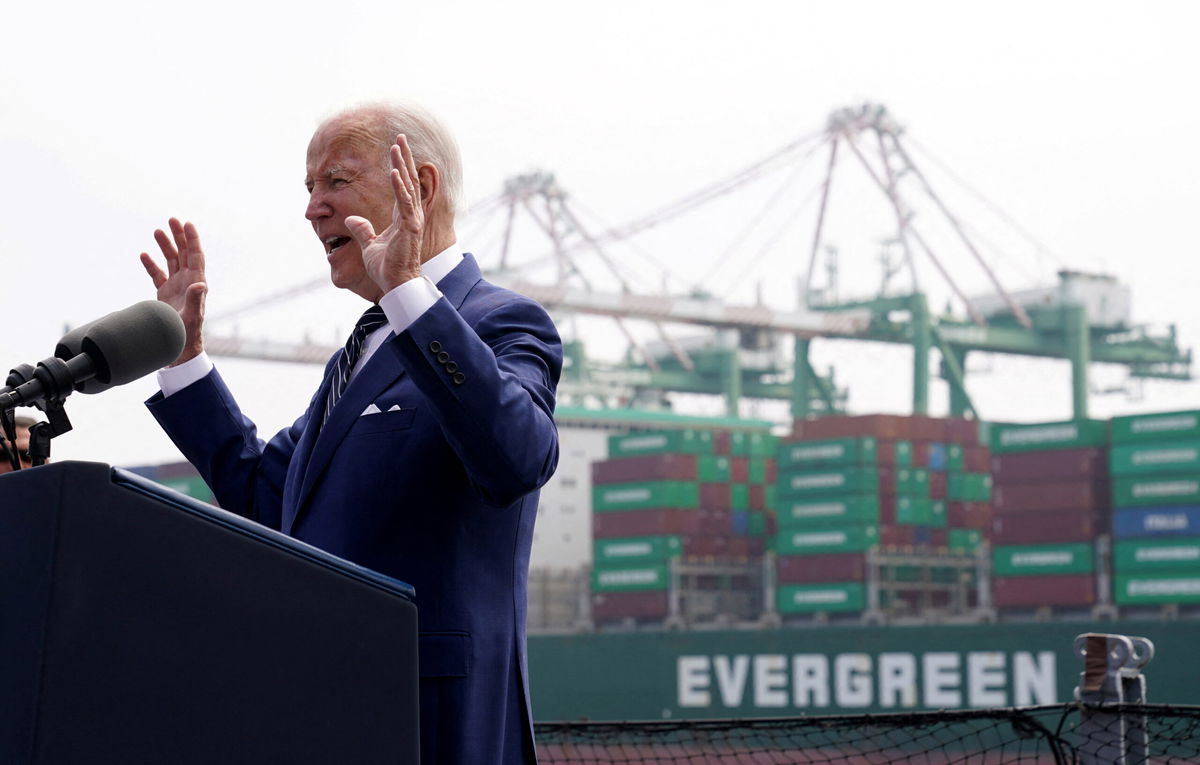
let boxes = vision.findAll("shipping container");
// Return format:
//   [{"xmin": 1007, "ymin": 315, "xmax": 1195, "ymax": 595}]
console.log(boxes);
[
  {"xmin": 1113, "ymin": 537, "xmax": 1200, "ymax": 573},
  {"xmin": 777, "ymin": 582, "xmax": 866, "ymax": 613},
  {"xmin": 594, "ymin": 508, "xmax": 722, "ymax": 538},
  {"xmin": 991, "ymin": 447, "xmax": 1108, "ymax": 483},
  {"xmin": 1110, "ymin": 410, "xmax": 1200, "ymax": 444},
  {"xmin": 947, "ymin": 501, "xmax": 993, "ymax": 531},
  {"xmin": 992, "ymin": 574, "xmax": 1096, "ymax": 607},
  {"xmin": 775, "ymin": 495, "xmax": 880, "ymax": 528},
  {"xmin": 1113, "ymin": 505, "xmax": 1200, "ymax": 538},
  {"xmin": 947, "ymin": 472, "xmax": 993, "ymax": 502},
  {"xmin": 879, "ymin": 525, "xmax": 918, "ymax": 547},
  {"xmin": 593, "ymin": 481, "xmax": 700, "ymax": 512},
  {"xmin": 1109, "ymin": 439, "xmax": 1200, "ymax": 477},
  {"xmin": 592, "ymin": 453, "xmax": 698, "ymax": 484},
  {"xmin": 776, "ymin": 467, "xmax": 882, "ymax": 498},
  {"xmin": 944, "ymin": 417, "xmax": 983, "ymax": 445},
  {"xmin": 913, "ymin": 442, "xmax": 948, "ymax": 471},
  {"xmin": 947, "ymin": 528, "xmax": 984, "ymax": 553},
  {"xmin": 792, "ymin": 414, "xmax": 950, "ymax": 443},
  {"xmin": 699, "ymin": 483, "xmax": 732, "ymax": 510},
  {"xmin": 591, "ymin": 590, "xmax": 670, "ymax": 622},
  {"xmin": 1113, "ymin": 573, "xmax": 1200, "ymax": 605},
  {"xmin": 993, "ymin": 543, "xmax": 1094, "ymax": 577},
  {"xmin": 895, "ymin": 468, "xmax": 931, "ymax": 496},
  {"xmin": 773, "ymin": 524, "xmax": 879, "ymax": 555},
  {"xmin": 1113, "ymin": 476, "xmax": 1200, "ymax": 508},
  {"xmin": 992, "ymin": 508, "xmax": 1106, "ymax": 545},
  {"xmin": 776, "ymin": 552, "xmax": 867, "ymax": 583},
  {"xmin": 731, "ymin": 431, "xmax": 777, "ymax": 458},
  {"xmin": 992, "ymin": 479, "xmax": 1108, "ymax": 514},
  {"xmin": 777, "ymin": 437, "xmax": 877, "ymax": 469},
  {"xmin": 593, "ymin": 535, "xmax": 682, "ymax": 565},
  {"xmin": 592, "ymin": 563, "xmax": 670, "ymax": 592},
  {"xmin": 608, "ymin": 429, "xmax": 714, "ymax": 458},
  {"xmin": 748, "ymin": 485, "xmax": 768, "ymax": 510},
  {"xmin": 895, "ymin": 497, "xmax": 934, "ymax": 525},
  {"xmin": 989, "ymin": 419, "xmax": 1108, "ymax": 454},
  {"xmin": 947, "ymin": 444, "xmax": 992, "ymax": 473}
]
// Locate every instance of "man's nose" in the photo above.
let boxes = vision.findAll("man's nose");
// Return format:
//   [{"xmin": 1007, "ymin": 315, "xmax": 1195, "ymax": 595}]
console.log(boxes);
[{"xmin": 305, "ymin": 190, "xmax": 330, "ymax": 221}]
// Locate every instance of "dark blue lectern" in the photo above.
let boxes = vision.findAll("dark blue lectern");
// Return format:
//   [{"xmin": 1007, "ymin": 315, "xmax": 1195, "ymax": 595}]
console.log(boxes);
[{"xmin": 0, "ymin": 462, "xmax": 419, "ymax": 764}]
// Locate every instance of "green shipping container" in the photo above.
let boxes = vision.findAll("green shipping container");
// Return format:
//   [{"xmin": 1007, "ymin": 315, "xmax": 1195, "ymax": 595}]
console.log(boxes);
[
  {"xmin": 896, "ymin": 468, "xmax": 930, "ymax": 497},
  {"xmin": 777, "ymin": 467, "xmax": 879, "ymax": 498},
  {"xmin": 748, "ymin": 458, "xmax": 769, "ymax": 484},
  {"xmin": 1111, "ymin": 410, "xmax": 1200, "ymax": 444},
  {"xmin": 777, "ymin": 437, "xmax": 877, "ymax": 469},
  {"xmin": 593, "ymin": 481, "xmax": 699, "ymax": 511},
  {"xmin": 608, "ymin": 429, "xmax": 713, "ymax": 457},
  {"xmin": 731, "ymin": 484, "xmax": 750, "ymax": 511},
  {"xmin": 776, "ymin": 495, "xmax": 879, "ymax": 527},
  {"xmin": 930, "ymin": 500, "xmax": 947, "ymax": 528},
  {"xmin": 1114, "ymin": 537, "xmax": 1200, "ymax": 573},
  {"xmin": 993, "ymin": 543, "xmax": 1094, "ymax": 576},
  {"xmin": 947, "ymin": 443, "xmax": 965, "ymax": 471},
  {"xmin": 773, "ymin": 524, "xmax": 878, "ymax": 555},
  {"xmin": 895, "ymin": 497, "xmax": 933, "ymax": 525},
  {"xmin": 989, "ymin": 419, "xmax": 1108, "ymax": 453},
  {"xmin": 159, "ymin": 476, "xmax": 213, "ymax": 502},
  {"xmin": 1109, "ymin": 440, "xmax": 1200, "ymax": 477},
  {"xmin": 777, "ymin": 582, "xmax": 865, "ymax": 613},
  {"xmin": 732, "ymin": 431, "xmax": 778, "ymax": 458},
  {"xmin": 594, "ymin": 535, "xmax": 682, "ymax": 565},
  {"xmin": 697, "ymin": 455, "xmax": 732, "ymax": 482},
  {"xmin": 894, "ymin": 440, "xmax": 913, "ymax": 468},
  {"xmin": 592, "ymin": 563, "xmax": 670, "ymax": 592},
  {"xmin": 948, "ymin": 528, "xmax": 983, "ymax": 553},
  {"xmin": 948, "ymin": 472, "xmax": 992, "ymax": 502},
  {"xmin": 748, "ymin": 510, "xmax": 767, "ymax": 537},
  {"xmin": 1114, "ymin": 573, "xmax": 1200, "ymax": 605},
  {"xmin": 1113, "ymin": 476, "xmax": 1200, "ymax": 508}
]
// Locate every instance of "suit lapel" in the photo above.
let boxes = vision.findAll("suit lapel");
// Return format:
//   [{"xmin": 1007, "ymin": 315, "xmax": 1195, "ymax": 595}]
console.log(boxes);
[{"xmin": 283, "ymin": 255, "xmax": 483, "ymax": 533}]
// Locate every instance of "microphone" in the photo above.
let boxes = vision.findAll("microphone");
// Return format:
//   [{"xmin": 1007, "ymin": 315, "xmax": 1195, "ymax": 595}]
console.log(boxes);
[{"xmin": 1, "ymin": 301, "xmax": 185, "ymax": 410}]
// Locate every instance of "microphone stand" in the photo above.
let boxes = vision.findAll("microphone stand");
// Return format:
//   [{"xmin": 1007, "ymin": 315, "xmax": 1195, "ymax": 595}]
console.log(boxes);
[{"xmin": 2, "ymin": 363, "xmax": 74, "ymax": 470}]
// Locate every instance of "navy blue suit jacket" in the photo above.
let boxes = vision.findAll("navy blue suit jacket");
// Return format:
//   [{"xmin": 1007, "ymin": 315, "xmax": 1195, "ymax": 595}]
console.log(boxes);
[{"xmin": 147, "ymin": 255, "xmax": 561, "ymax": 764}]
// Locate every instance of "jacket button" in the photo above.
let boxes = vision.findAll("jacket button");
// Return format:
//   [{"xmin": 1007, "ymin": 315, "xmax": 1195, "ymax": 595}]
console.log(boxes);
[
  {"xmin": 453, "ymin": 372, "xmax": 467, "ymax": 385},
  {"xmin": 429, "ymin": 340, "xmax": 442, "ymax": 353},
  {"xmin": 437, "ymin": 351, "xmax": 450, "ymax": 364},
  {"xmin": 445, "ymin": 361, "xmax": 459, "ymax": 373}
]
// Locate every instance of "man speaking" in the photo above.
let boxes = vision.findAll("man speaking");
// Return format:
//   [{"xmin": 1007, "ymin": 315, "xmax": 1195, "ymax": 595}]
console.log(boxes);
[{"xmin": 141, "ymin": 103, "xmax": 561, "ymax": 764}]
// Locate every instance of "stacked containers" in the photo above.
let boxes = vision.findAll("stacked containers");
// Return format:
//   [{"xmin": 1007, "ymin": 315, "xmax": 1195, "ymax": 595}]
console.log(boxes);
[
  {"xmin": 590, "ymin": 429, "xmax": 772, "ymax": 624},
  {"xmin": 774, "ymin": 414, "xmax": 983, "ymax": 615},
  {"xmin": 1109, "ymin": 410, "xmax": 1200, "ymax": 609},
  {"xmin": 989, "ymin": 420, "xmax": 1109, "ymax": 609}
]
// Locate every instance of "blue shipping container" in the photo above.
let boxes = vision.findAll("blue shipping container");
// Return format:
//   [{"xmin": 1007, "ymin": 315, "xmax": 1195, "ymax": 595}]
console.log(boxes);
[
  {"xmin": 1113, "ymin": 506, "xmax": 1200, "ymax": 539},
  {"xmin": 927, "ymin": 443, "xmax": 947, "ymax": 471}
]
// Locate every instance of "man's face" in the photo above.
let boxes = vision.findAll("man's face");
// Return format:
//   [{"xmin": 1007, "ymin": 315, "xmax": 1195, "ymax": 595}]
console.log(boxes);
[
  {"xmin": 304, "ymin": 119, "xmax": 394, "ymax": 302},
  {"xmin": 1, "ymin": 426, "xmax": 32, "ymax": 474}
]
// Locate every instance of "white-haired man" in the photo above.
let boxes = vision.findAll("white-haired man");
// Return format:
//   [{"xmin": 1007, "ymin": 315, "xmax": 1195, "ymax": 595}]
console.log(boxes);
[{"xmin": 142, "ymin": 102, "xmax": 561, "ymax": 764}]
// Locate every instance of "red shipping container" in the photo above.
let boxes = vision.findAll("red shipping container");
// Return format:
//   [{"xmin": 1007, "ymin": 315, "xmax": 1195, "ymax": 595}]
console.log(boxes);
[
  {"xmin": 765, "ymin": 459, "xmax": 778, "ymax": 484},
  {"xmin": 931, "ymin": 529, "xmax": 948, "ymax": 547},
  {"xmin": 960, "ymin": 445, "xmax": 992, "ymax": 473},
  {"xmin": 878, "ymin": 494, "xmax": 897, "ymax": 525},
  {"xmin": 880, "ymin": 525, "xmax": 917, "ymax": 547},
  {"xmin": 729, "ymin": 537, "xmax": 767, "ymax": 559},
  {"xmin": 592, "ymin": 454, "xmax": 697, "ymax": 484},
  {"xmin": 992, "ymin": 508, "xmax": 1108, "ymax": 545},
  {"xmin": 908, "ymin": 415, "xmax": 948, "ymax": 443},
  {"xmin": 945, "ymin": 417, "xmax": 983, "ymax": 445},
  {"xmin": 792, "ymin": 414, "xmax": 913, "ymax": 442},
  {"xmin": 748, "ymin": 485, "xmax": 767, "ymax": 510},
  {"xmin": 592, "ymin": 591, "xmax": 670, "ymax": 623},
  {"xmin": 593, "ymin": 508, "xmax": 706, "ymax": 538},
  {"xmin": 991, "ymin": 448, "xmax": 1108, "ymax": 484},
  {"xmin": 947, "ymin": 501, "xmax": 993, "ymax": 531},
  {"xmin": 730, "ymin": 456, "xmax": 750, "ymax": 483},
  {"xmin": 993, "ymin": 480, "xmax": 1110, "ymax": 514},
  {"xmin": 929, "ymin": 471, "xmax": 947, "ymax": 499},
  {"xmin": 700, "ymin": 483, "xmax": 732, "ymax": 509},
  {"xmin": 992, "ymin": 574, "xmax": 1096, "ymax": 608},
  {"xmin": 876, "ymin": 441, "xmax": 897, "ymax": 466},
  {"xmin": 776, "ymin": 552, "xmax": 867, "ymax": 583},
  {"xmin": 681, "ymin": 535, "xmax": 732, "ymax": 558},
  {"xmin": 713, "ymin": 429, "xmax": 733, "ymax": 456}
]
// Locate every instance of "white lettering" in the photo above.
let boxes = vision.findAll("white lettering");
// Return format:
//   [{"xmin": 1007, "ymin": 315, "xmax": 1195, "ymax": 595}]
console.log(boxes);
[
  {"xmin": 790, "ymin": 473, "xmax": 847, "ymax": 490},
  {"xmin": 677, "ymin": 656, "xmax": 710, "ymax": 707},
  {"xmin": 1010, "ymin": 551, "xmax": 1073, "ymax": 567},
  {"xmin": 1136, "ymin": 545, "xmax": 1200, "ymax": 563},
  {"xmin": 1133, "ymin": 480, "xmax": 1199, "ymax": 498},
  {"xmin": 603, "ymin": 541, "xmax": 653, "ymax": 557},
  {"xmin": 1145, "ymin": 513, "xmax": 1189, "ymax": 531},
  {"xmin": 1000, "ymin": 424, "xmax": 1077, "ymax": 446},
  {"xmin": 792, "ymin": 655, "xmax": 829, "ymax": 707},
  {"xmin": 603, "ymin": 487, "xmax": 652, "ymax": 503},
  {"xmin": 753, "ymin": 655, "xmax": 788, "ymax": 707},
  {"xmin": 1128, "ymin": 577, "xmax": 1200, "ymax": 596},
  {"xmin": 968, "ymin": 652, "xmax": 1007, "ymax": 707},
  {"xmin": 713, "ymin": 655, "xmax": 750, "ymax": 707},
  {"xmin": 619, "ymin": 435, "xmax": 668, "ymax": 450},
  {"xmin": 1013, "ymin": 651, "xmax": 1056, "ymax": 705},
  {"xmin": 1132, "ymin": 448, "xmax": 1197, "ymax": 466},
  {"xmin": 834, "ymin": 654, "xmax": 873, "ymax": 708},
  {"xmin": 923, "ymin": 653, "xmax": 961, "ymax": 707},
  {"xmin": 878, "ymin": 653, "xmax": 917, "ymax": 708},
  {"xmin": 1131, "ymin": 414, "xmax": 1197, "ymax": 434}
]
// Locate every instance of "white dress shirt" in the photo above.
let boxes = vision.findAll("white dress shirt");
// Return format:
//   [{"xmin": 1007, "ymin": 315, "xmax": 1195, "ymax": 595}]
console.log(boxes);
[{"xmin": 158, "ymin": 245, "xmax": 464, "ymax": 397}]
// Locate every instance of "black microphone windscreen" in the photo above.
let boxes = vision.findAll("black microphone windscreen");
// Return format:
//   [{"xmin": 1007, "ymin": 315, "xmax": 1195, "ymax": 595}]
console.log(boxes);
[{"xmin": 78, "ymin": 301, "xmax": 186, "ymax": 388}]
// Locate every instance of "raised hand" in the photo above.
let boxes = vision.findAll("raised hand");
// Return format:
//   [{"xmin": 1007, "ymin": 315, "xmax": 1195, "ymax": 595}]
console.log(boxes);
[
  {"xmin": 345, "ymin": 134, "xmax": 426, "ymax": 293},
  {"xmin": 139, "ymin": 217, "xmax": 208, "ymax": 366}
]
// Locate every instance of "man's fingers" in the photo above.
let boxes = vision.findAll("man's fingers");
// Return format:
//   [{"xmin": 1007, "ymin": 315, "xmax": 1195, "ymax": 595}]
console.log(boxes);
[
  {"xmin": 390, "ymin": 167, "xmax": 416, "ymax": 213},
  {"xmin": 139, "ymin": 252, "xmax": 167, "ymax": 289},
  {"xmin": 183, "ymin": 282, "xmax": 207, "ymax": 319},
  {"xmin": 345, "ymin": 216, "xmax": 376, "ymax": 248},
  {"xmin": 182, "ymin": 220, "xmax": 206, "ymax": 273},
  {"xmin": 396, "ymin": 134, "xmax": 419, "ymax": 183},
  {"xmin": 154, "ymin": 228, "xmax": 179, "ymax": 274}
]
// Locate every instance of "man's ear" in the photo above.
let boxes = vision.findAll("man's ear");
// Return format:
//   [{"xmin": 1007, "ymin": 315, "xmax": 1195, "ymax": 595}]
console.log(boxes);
[{"xmin": 417, "ymin": 164, "xmax": 441, "ymax": 215}]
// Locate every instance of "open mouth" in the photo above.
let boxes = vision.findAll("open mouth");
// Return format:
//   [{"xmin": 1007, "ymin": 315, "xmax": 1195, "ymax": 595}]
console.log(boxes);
[{"xmin": 324, "ymin": 236, "xmax": 352, "ymax": 254}]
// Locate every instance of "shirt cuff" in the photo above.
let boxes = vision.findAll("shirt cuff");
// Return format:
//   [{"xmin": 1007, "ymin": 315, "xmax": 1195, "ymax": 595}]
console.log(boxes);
[
  {"xmin": 157, "ymin": 352, "xmax": 215, "ymax": 397},
  {"xmin": 380, "ymin": 275, "xmax": 442, "ymax": 334}
]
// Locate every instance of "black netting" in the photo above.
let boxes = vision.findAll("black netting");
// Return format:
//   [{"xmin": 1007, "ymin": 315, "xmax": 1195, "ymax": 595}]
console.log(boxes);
[{"xmin": 535, "ymin": 704, "xmax": 1200, "ymax": 764}]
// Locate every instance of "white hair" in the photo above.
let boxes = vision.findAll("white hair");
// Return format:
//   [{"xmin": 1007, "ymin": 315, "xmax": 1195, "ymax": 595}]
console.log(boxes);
[{"xmin": 319, "ymin": 101, "xmax": 464, "ymax": 218}]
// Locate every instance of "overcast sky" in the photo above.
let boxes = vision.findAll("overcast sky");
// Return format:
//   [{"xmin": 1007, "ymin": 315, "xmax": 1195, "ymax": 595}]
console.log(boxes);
[{"xmin": 2, "ymin": 0, "xmax": 1198, "ymax": 466}]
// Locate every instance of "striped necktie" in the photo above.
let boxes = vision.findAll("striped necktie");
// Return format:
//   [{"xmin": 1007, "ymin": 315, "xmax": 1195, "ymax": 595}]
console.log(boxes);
[{"xmin": 320, "ymin": 305, "xmax": 389, "ymax": 429}]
